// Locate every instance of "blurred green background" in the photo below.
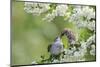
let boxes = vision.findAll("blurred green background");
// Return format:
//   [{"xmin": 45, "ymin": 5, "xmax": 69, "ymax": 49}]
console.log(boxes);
[{"xmin": 12, "ymin": 0, "xmax": 95, "ymax": 65}]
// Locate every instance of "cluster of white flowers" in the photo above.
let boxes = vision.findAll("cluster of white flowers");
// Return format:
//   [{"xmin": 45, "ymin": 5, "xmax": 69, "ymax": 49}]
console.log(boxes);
[
  {"xmin": 31, "ymin": 37, "xmax": 96, "ymax": 63},
  {"xmin": 24, "ymin": 2, "xmax": 68, "ymax": 22},
  {"xmin": 42, "ymin": 12, "xmax": 56, "ymax": 22},
  {"xmin": 31, "ymin": 34, "xmax": 95, "ymax": 64},
  {"xmin": 24, "ymin": 3, "xmax": 95, "ymax": 31},
  {"xmin": 90, "ymin": 44, "xmax": 95, "ymax": 56},
  {"xmin": 86, "ymin": 34, "xmax": 95, "ymax": 56},
  {"xmin": 24, "ymin": 2, "xmax": 50, "ymax": 15},
  {"xmin": 69, "ymin": 6, "xmax": 95, "ymax": 31},
  {"xmin": 43, "ymin": 5, "xmax": 68, "ymax": 22},
  {"xmin": 86, "ymin": 34, "xmax": 95, "ymax": 47},
  {"xmin": 24, "ymin": 2, "xmax": 96, "ymax": 64},
  {"xmin": 48, "ymin": 34, "xmax": 95, "ymax": 63},
  {"xmin": 55, "ymin": 5, "xmax": 68, "ymax": 16},
  {"xmin": 64, "ymin": 34, "xmax": 95, "ymax": 61}
]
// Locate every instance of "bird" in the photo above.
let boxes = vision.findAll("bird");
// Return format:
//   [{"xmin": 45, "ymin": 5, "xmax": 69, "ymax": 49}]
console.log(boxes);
[
  {"xmin": 47, "ymin": 28, "xmax": 76, "ymax": 61},
  {"xmin": 48, "ymin": 36, "xmax": 64, "ymax": 61}
]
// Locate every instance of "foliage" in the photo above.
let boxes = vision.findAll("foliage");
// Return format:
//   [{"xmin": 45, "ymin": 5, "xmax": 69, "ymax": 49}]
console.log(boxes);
[{"xmin": 12, "ymin": 1, "xmax": 96, "ymax": 65}]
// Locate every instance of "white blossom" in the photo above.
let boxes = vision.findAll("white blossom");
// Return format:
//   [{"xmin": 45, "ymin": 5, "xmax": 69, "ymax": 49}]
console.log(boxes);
[
  {"xmin": 24, "ymin": 2, "xmax": 37, "ymax": 13},
  {"xmin": 52, "ymin": 59, "xmax": 60, "ymax": 63},
  {"xmin": 90, "ymin": 45, "xmax": 95, "ymax": 56},
  {"xmin": 24, "ymin": 3, "xmax": 96, "ymax": 63},
  {"xmin": 42, "ymin": 12, "xmax": 56, "ymax": 22},
  {"xmin": 69, "ymin": 6, "xmax": 95, "ymax": 31},
  {"xmin": 24, "ymin": 2, "xmax": 50, "ymax": 15},
  {"xmin": 55, "ymin": 5, "xmax": 68, "ymax": 16},
  {"xmin": 74, "ymin": 51, "xmax": 81, "ymax": 57},
  {"xmin": 87, "ymin": 21, "xmax": 95, "ymax": 31},
  {"xmin": 80, "ymin": 6, "xmax": 95, "ymax": 19},
  {"xmin": 43, "ymin": 4, "xmax": 68, "ymax": 22},
  {"xmin": 31, "ymin": 34, "xmax": 95, "ymax": 63},
  {"xmin": 86, "ymin": 34, "xmax": 95, "ymax": 47}
]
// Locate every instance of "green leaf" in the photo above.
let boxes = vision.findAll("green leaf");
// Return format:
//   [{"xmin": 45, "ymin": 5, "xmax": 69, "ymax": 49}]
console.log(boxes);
[
  {"xmin": 61, "ymin": 35, "xmax": 69, "ymax": 48},
  {"xmin": 79, "ymin": 28, "xmax": 93, "ymax": 41}
]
